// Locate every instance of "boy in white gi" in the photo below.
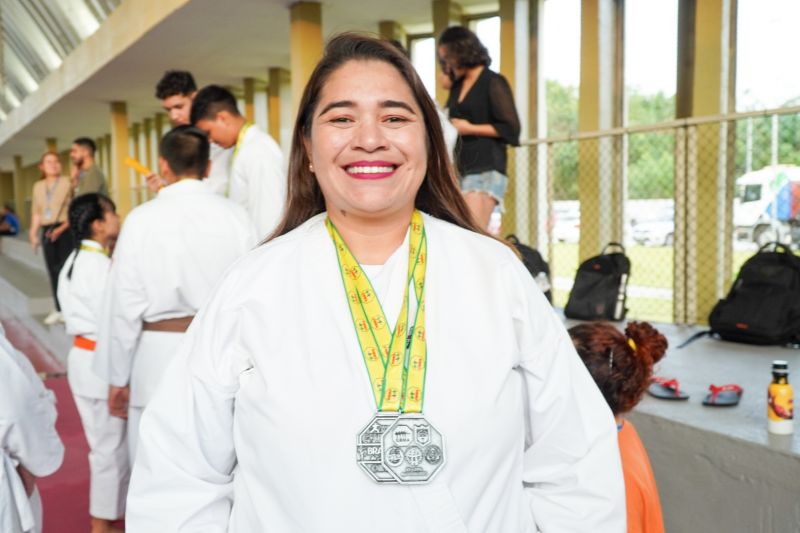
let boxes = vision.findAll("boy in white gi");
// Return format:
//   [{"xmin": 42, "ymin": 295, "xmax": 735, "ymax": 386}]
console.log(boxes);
[
  {"xmin": 150, "ymin": 70, "xmax": 231, "ymax": 194},
  {"xmin": 94, "ymin": 126, "xmax": 256, "ymax": 459},
  {"xmin": 57, "ymin": 193, "xmax": 127, "ymax": 533},
  {"xmin": 0, "ymin": 325, "xmax": 64, "ymax": 533},
  {"xmin": 191, "ymin": 85, "xmax": 286, "ymax": 239}
]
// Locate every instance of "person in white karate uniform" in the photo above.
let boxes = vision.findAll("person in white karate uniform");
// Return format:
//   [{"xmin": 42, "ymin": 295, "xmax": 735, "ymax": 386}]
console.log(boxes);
[
  {"xmin": 191, "ymin": 84, "xmax": 286, "ymax": 239},
  {"xmin": 0, "ymin": 325, "xmax": 64, "ymax": 533},
  {"xmin": 128, "ymin": 35, "xmax": 625, "ymax": 532},
  {"xmin": 147, "ymin": 70, "xmax": 232, "ymax": 194},
  {"xmin": 57, "ymin": 193, "xmax": 128, "ymax": 533},
  {"xmin": 94, "ymin": 126, "xmax": 256, "ymax": 461}
]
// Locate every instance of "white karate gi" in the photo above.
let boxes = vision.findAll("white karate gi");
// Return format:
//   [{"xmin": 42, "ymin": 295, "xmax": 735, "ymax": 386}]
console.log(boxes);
[
  {"xmin": 0, "ymin": 326, "xmax": 64, "ymax": 533},
  {"xmin": 57, "ymin": 240, "xmax": 129, "ymax": 519},
  {"xmin": 228, "ymin": 125, "xmax": 286, "ymax": 239},
  {"xmin": 202, "ymin": 142, "xmax": 233, "ymax": 197},
  {"xmin": 94, "ymin": 179, "xmax": 257, "ymax": 459},
  {"xmin": 127, "ymin": 213, "xmax": 626, "ymax": 532}
]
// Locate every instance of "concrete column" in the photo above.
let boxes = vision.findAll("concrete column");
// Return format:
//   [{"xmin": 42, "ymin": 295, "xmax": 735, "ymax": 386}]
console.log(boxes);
[
  {"xmin": 432, "ymin": 0, "xmax": 463, "ymax": 105},
  {"xmin": 268, "ymin": 68, "xmax": 288, "ymax": 146},
  {"xmin": 680, "ymin": 0, "xmax": 737, "ymax": 323},
  {"xmin": 143, "ymin": 118, "xmax": 154, "ymax": 169},
  {"xmin": 577, "ymin": 0, "xmax": 624, "ymax": 261},
  {"xmin": 46, "ymin": 137, "xmax": 57, "ymax": 153},
  {"xmin": 499, "ymin": 0, "xmax": 518, "ymax": 236},
  {"xmin": 289, "ymin": 2, "xmax": 323, "ymax": 114},
  {"xmin": 12, "ymin": 155, "xmax": 27, "ymax": 227},
  {"xmin": 110, "ymin": 102, "xmax": 132, "ymax": 218},
  {"xmin": 530, "ymin": 0, "xmax": 547, "ymax": 252},
  {"xmin": 379, "ymin": 21, "xmax": 407, "ymax": 48},
  {"xmin": 243, "ymin": 77, "xmax": 256, "ymax": 123},
  {"xmin": 154, "ymin": 113, "xmax": 167, "ymax": 147},
  {"xmin": 103, "ymin": 134, "xmax": 112, "ymax": 180}
]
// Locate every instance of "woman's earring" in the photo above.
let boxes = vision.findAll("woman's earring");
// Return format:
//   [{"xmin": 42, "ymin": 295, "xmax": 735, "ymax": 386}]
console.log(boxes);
[{"xmin": 309, "ymin": 163, "xmax": 314, "ymax": 173}]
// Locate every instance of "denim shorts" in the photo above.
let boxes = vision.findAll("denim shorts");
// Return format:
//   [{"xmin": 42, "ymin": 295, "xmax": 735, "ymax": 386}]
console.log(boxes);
[{"xmin": 460, "ymin": 170, "xmax": 508, "ymax": 211}]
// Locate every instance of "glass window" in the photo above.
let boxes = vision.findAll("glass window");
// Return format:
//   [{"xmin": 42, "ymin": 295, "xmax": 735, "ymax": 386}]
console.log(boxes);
[
  {"xmin": 410, "ymin": 37, "xmax": 436, "ymax": 99},
  {"xmin": 737, "ymin": 0, "xmax": 800, "ymax": 111}
]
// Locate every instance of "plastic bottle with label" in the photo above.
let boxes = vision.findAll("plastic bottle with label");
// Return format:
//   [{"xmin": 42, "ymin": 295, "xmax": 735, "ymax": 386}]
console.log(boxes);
[{"xmin": 767, "ymin": 360, "xmax": 794, "ymax": 435}]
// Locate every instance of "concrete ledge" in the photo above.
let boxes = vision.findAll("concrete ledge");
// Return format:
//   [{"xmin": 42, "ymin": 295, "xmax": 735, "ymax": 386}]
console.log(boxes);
[
  {"xmin": 625, "ymin": 324, "xmax": 800, "ymax": 533},
  {"xmin": 0, "ymin": 235, "xmax": 46, "ymax": 273},
  {"xmin": 0, "ymin": 254, "xmax": 69, "ymax": 362}
]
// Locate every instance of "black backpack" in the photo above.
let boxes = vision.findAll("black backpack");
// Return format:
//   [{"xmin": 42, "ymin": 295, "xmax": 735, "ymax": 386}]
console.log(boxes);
[
  {"xmin": 564, "ymin": 242, "xmax": 630, "ymax": 321},
  {"xmin": 708, "ymin": 242, "xmax": 800, "ymax": 345},
  {"xmin": 506, "ymin": 235, "xmax": 552, "ymax": 302}
]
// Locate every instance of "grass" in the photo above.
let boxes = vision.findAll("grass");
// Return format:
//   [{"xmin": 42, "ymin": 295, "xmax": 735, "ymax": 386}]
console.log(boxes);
[{"xmin": 550, "ymin": 242, "xmax": 763, "ymax": 323}]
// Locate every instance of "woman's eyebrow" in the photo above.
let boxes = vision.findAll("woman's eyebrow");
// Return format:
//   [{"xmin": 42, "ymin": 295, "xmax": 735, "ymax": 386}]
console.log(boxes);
[
  {"xmin": 317, "ymin": 100, "xmax": 353, "ymax": 116},
  {"xmin": 317, "ymin": 99, "xmax": 416, "ymax": 116}
]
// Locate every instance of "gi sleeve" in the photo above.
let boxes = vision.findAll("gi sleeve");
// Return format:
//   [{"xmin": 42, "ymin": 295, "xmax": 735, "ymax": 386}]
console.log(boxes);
[
  {"xmin": 488, "ymin": 74, "xmax": 521, "ymax": 146},
  {"xmin": 94, "ymin": 221, "xmax": 148, "ymax": 386},
  {"xmin": 231, "ymin": 138, "xmax": 286, "ymax": 240},
  {"xmin": 126, "ymin": 268, "xmax": 250, "ymax": 532},
  {"xmin": 0, "ymin": 337, "xmax": 64, "ymax": 478},
  {"xmin": 503, "ymin": 258, "xmax": 626, "ymax": 532}
]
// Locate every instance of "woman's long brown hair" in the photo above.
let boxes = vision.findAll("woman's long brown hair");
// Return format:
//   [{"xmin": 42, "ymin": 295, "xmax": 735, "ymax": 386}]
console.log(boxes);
[{"xmin": 267, "ymin": 32, "xmax": 486, "ymax": 241}]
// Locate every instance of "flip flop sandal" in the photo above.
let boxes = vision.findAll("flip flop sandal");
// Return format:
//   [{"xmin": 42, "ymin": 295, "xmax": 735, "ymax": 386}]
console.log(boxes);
[
  {"xmin": 647, "ymin": 377, "xmax": 690, "ymax": 400},
  {"xmin": 702, "ymin": 384, "xmax": 743, "ymax": 407}
]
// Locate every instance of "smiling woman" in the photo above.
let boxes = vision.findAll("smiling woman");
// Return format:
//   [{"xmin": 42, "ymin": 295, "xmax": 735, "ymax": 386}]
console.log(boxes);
[{"xmin": 126, "ymin": 33, "xmax": 626, "ymax": 533}]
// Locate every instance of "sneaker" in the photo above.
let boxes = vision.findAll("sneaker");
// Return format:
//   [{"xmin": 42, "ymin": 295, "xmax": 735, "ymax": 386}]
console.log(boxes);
[{"xmin": 43, "ymin": 311, "xmax": 62, "ymax": 325}]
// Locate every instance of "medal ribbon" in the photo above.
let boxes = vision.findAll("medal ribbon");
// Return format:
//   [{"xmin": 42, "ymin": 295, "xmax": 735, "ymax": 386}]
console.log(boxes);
[
  {"xmin": 226, "ymin": 122, "xmax": 252, "ymax": 198},
  {"xmin": 326, "ymin": 210, "xmax": 427, "ymax": 413},
  {"xmin": 79, "ymin": 243, "xmax": 109, "ymax": 256}
]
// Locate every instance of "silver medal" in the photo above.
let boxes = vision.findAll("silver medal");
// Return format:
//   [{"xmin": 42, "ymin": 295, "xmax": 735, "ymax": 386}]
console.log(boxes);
[
  {"xmin": 356, "ymin": 412, "xmax": 399, "ymax": 483},
  {"xmin": 381, "ymin": 413, "xmax": 445, "ymax": 484}
]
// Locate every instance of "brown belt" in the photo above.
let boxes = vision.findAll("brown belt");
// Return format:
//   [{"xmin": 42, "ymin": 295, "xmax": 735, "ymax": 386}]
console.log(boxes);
[{"xmin": 142, "ymin": 316, "xmax": 194, "ymax": 333}]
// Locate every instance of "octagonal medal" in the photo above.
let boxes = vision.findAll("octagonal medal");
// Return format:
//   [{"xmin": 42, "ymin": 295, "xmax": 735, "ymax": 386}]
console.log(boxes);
[
  {"xmin": 356, "ymin": 413, "xmax": 399, "ymax": 483},
  {"xmin": 381, "ymin": 413, "xmax": 445, "ymax": 484}
]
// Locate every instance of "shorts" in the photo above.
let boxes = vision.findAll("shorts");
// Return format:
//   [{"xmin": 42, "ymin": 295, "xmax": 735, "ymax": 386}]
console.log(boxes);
[{"xmin": 460, "ymin": 170, "xmax": 508, "ymax": 211}]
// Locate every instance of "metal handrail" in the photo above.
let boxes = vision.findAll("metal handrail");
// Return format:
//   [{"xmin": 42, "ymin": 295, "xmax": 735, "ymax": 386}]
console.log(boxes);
[{"xmin": 519, "ymin": 104, "xmax": 800, "ymax": 145}]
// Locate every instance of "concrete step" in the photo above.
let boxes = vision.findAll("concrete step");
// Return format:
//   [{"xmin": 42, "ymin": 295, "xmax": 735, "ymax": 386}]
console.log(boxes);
[
  {"xmin": 0, "ymin": 254, "xmax": 69, "ymax": 363},
  {"xmin": 0, "ymin": 235, "xmax": 47, "ymax": 273}
]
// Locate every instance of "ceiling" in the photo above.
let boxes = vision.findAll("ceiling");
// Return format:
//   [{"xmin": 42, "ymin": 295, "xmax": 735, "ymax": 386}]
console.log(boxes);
[{"xmin": 0, "ymin": 0, "xmax": 496, "ymax": 169}]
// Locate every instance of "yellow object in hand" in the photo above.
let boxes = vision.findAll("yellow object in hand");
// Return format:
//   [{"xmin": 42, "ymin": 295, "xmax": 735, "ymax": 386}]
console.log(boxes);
[{"xmin": 124, "ymin": 157, "xmax": 153, "ymax": 176}]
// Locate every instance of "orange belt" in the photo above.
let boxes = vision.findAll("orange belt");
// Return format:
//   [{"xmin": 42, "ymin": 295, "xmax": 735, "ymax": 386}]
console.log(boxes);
[
  {"xmin": 142, "ymin": 316, "xmax": 194, "ymax": 333},
  {"xmin": 74, "ymin": 336, "xmax": 97, "ymax": 351}
]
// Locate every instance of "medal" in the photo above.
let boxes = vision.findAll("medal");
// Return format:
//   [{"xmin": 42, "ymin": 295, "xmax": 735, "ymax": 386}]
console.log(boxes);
[
  {"xmin": 327, "ymin": 211, "xmax": 445, "ymax": 485},
  {"xmin": 382, "ymin": 413, "xmax": 445, "ymax": 483},
  {"xmin": 356, "ymin": 413, "xmax": 399, "ymax": 483}
]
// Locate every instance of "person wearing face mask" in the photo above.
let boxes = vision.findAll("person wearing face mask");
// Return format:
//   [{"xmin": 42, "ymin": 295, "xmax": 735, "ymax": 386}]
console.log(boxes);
[
  {"xmin": 126, "ymin": 34, "xmax": 624, "ymax": 533},
  {"xmin": 148, "ymin": 71, "xmax": 232, "ymax": 195},
  {"xmin": 93, "ymin": 126, "xmax": 256, "ymax": 463},
  {"xmin": 191, "ymin": 85, "xmax": 286, "ymax": 239},
  {"xmin": 438, "ymin": 26, "xmax": 521, "ymax": 231},
  {"xmin": 57, "ymin": 194, "xmax": 128, "ymax": 533}
]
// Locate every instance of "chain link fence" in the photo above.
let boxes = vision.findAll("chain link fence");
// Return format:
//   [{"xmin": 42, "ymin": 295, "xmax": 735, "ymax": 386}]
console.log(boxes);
[{"xmin": 505, "ymin": 105, "xmax": 800, "ymax": 325}]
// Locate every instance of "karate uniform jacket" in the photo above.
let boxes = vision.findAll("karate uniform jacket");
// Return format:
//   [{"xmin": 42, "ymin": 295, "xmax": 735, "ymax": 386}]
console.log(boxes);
[
  {"xmin": 57, "ymin": 240, "xmax": 110, "ymax": 399},
  {"xmin": 0, "ymin": 327, "xmax": 64, "ymax": 533},
  {"xmin": 127, "ymin": 213, "xmax": 626, "ymax": 532},
  {"xmin": 202, "ymin": 142, "xmax": 233, "ymax": 197},
  {"xmin": 228, "ymin": 125, "xmax": 286, "ymax": 239},
  {"xmin": 94, "ymin": 179, "xmax": 257, "ymax": 407}
]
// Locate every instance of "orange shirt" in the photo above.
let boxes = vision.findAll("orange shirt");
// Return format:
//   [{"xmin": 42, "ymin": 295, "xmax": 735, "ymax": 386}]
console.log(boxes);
[{"xmin": 619, "ymin": 420, "xmax": 665, "ymax": 533}]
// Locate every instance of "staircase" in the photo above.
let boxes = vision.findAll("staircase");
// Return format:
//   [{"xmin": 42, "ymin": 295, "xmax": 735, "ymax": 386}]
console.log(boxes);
[{"xmin": 0, "ymin": 235, "xmax": 70, "ymax": 361}]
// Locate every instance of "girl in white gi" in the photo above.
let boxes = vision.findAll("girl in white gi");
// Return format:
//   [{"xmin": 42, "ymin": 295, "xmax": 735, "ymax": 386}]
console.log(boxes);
[
  {"xmin": 94, "ymin": 125, "xmax": 257, "ymax": 461},
  {"xmin": 57, "ymin": 193, "xmax": 127, "ymax": 533},
  {"xmin": 128, "ymin": 34, "xmax": 626, "ymax": 532},
  {"xmin": 0, "ymin": 325, "xmax": 64, "ymax": 533}
]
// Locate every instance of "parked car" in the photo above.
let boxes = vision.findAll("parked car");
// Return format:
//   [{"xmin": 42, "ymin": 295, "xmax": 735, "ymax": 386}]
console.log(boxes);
[{"xmin": 631, "ymin": 205, "xmax": 674, "ymax": 247}]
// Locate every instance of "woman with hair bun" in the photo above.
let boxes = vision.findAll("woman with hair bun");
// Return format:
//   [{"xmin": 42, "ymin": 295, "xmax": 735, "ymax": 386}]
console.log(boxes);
[
  {"xmin": 57, "ymin": 193, "xmax": 128, "ymax": 533},
  {"xmin": 569, "ymin": 321, "xmax": 668, "ymax": 533}
]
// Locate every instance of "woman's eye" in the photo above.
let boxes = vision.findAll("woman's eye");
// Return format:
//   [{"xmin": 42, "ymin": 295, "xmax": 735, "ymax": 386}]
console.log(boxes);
[
  {"xmin": 331, "ymin": 116, "xmax": 352, "ymax": 123},
  {"xmin": 385, "ymin": 116, "xmax": 408, "ymax": 124}
]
